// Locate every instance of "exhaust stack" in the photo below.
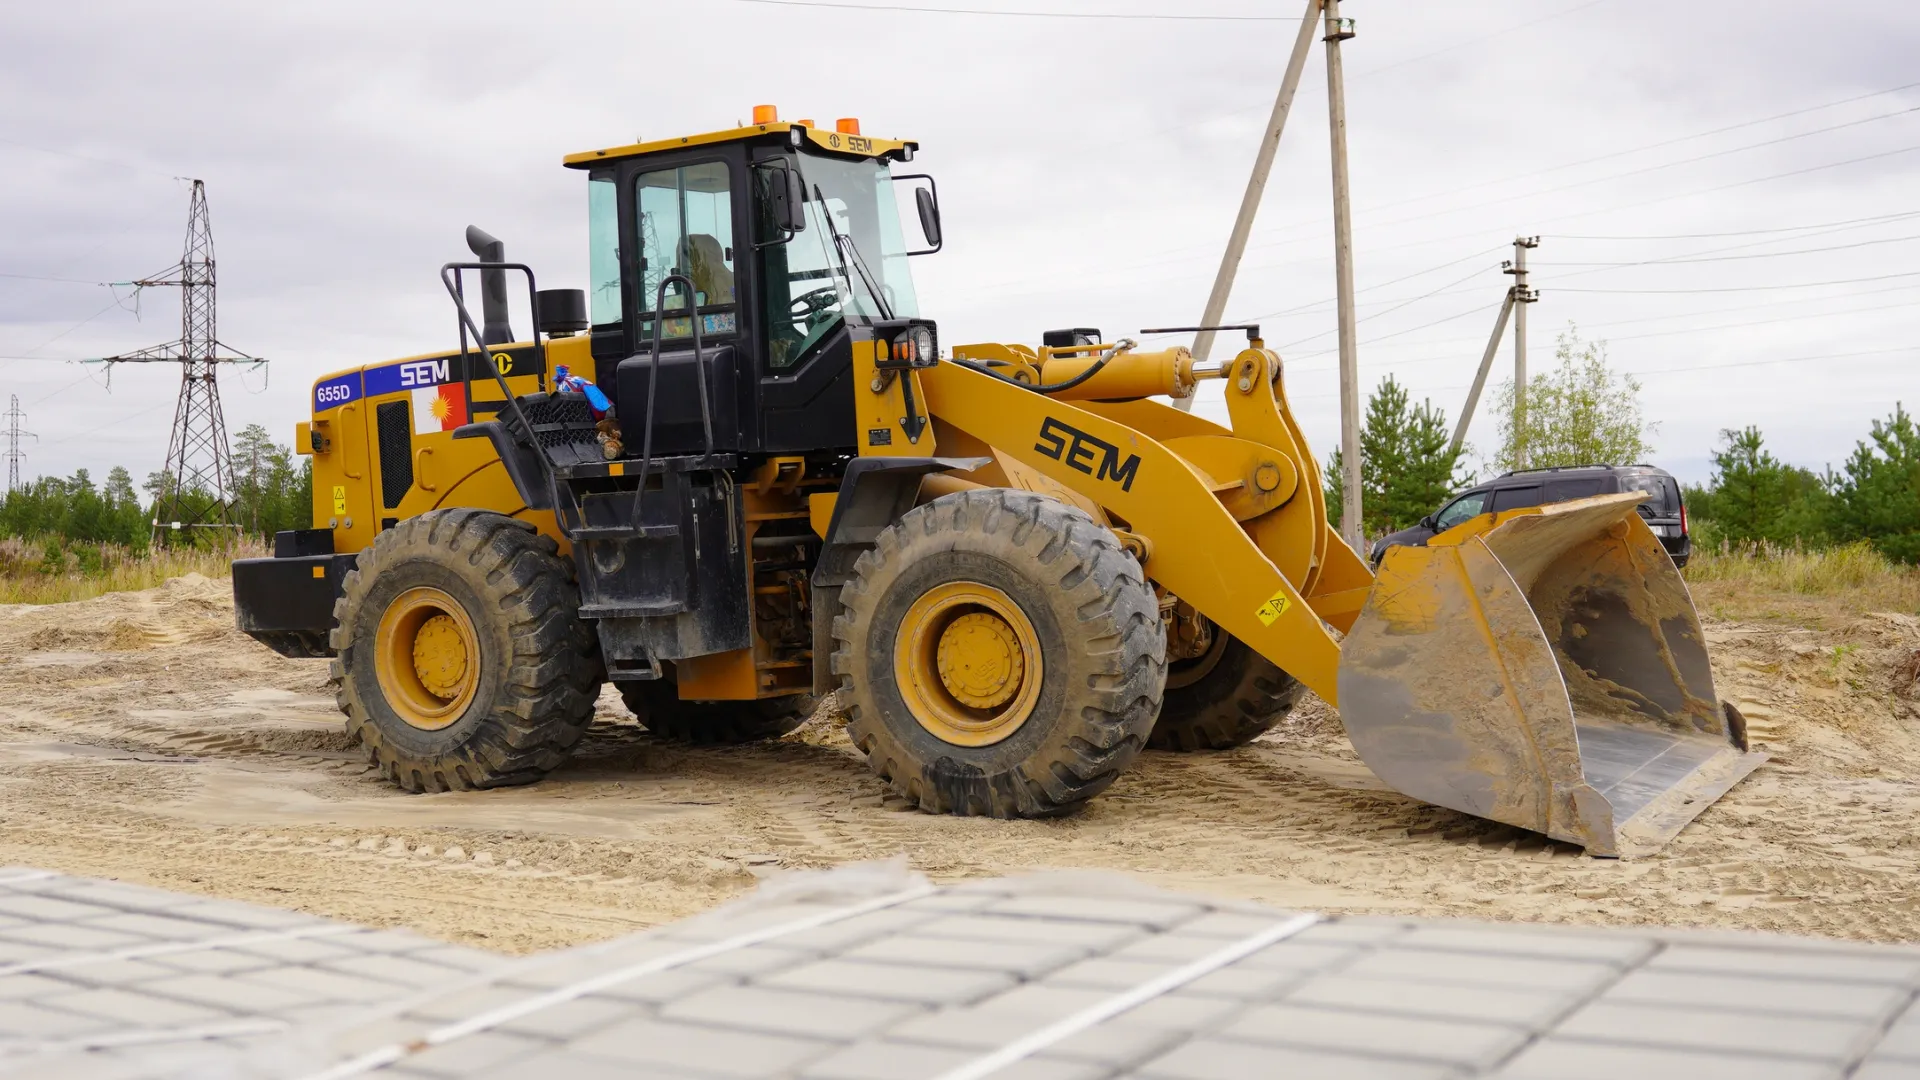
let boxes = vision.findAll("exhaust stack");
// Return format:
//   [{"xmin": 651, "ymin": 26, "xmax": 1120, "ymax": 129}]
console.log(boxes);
[{"xmin": 464, "ymin": 226, "xmax": 514, "ymax": 346}]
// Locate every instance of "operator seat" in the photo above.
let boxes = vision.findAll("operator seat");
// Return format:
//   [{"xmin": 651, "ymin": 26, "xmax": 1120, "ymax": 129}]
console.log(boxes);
[{"xmin": 686, "ymin": 234, "xmax": 735, "ymax": 306}]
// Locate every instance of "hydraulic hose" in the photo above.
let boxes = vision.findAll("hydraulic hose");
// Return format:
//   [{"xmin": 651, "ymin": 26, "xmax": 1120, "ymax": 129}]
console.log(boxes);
[{"xmin": 953, "ymin": 338, "xmax": 1138, "ymax": 396}]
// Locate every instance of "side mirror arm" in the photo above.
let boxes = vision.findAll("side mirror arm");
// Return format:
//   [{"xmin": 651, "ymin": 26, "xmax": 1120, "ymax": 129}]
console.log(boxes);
[{"xmin": 891, "ymin": 173, "xmax": 943, "ymax": 255}]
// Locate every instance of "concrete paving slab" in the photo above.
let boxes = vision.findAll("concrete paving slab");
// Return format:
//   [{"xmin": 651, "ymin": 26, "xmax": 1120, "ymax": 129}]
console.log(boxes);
[{"xmin": 5, "ymin": 864, "xmax": 1920, "ymax": 1080}]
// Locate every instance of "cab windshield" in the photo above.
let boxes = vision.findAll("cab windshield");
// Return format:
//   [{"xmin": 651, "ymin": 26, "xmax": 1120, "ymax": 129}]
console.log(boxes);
[{"xmin": 759, "ymin": 153, "xmax": 921, "ymax": 370}]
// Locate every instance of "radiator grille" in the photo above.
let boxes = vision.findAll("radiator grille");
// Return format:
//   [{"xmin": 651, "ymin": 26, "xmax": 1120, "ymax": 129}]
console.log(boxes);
[{"xmin": 375, "ymin": 401, "xmax": 413, "ymax": 508}]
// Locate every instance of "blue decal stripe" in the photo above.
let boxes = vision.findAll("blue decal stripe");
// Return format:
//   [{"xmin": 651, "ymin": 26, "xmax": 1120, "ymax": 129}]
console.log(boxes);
[
  {"xmin": 313, "ymin": 373, "xmax": 361, "ymax": 413},
  {"xmin": 365, "ymin": 355, "xmax": 458, "ymax": 398}
]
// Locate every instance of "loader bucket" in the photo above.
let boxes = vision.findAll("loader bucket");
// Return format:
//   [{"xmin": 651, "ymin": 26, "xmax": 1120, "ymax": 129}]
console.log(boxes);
[{"xmin": 1337, "ymin": 493, "xmax": 1764, "ymax": 857}]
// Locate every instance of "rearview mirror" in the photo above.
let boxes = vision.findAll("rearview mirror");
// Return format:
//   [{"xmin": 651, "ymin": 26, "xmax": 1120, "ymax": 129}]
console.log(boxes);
[
  {"xmin": 915, "ymin": 186, "xmax": 942, "ymax": 250},
  {"xmin": 784, "ymin": 169, "xmax": 806, "ymax": 232},
  {"xmin": 1421, "ymin": 515, "xmax": 1438, "ymax": 530},
  {"xmin": 754, "ymin": 161, "xmax": 806, "ymax": 247},
  {"xmin": 891, "ymin": 173, "xmax": 942, "ymax": 255}
]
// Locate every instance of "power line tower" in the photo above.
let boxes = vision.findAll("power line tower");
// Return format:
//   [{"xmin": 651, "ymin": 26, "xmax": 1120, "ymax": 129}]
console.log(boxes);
[
  {"xmin": 102, "ymin": 179, "xmax": 262, "ymax": 543},
  {"xmin": 3, "ymin": 395, "xmax": 34, "ymax": 493}
]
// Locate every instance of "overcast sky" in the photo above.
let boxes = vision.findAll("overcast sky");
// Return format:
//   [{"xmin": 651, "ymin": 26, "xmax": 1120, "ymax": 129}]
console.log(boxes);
[{"xmin": 4, "ymin": 0, "xmax": 1917, "ymax": 490}]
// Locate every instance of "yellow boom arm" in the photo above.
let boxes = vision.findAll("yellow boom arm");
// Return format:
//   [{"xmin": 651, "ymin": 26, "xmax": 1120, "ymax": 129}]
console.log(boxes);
[
  {"xmin": 918, "ymin": 340, "xmax": 1760, "ymax": 857},
  {"xmin": 920, "ymin": 344, "xmax": 1361, "ymax": 704}
]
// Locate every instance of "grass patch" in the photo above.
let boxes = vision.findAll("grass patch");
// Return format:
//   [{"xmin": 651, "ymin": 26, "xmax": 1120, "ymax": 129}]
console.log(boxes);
[
  {"xmin": 0, "ymin": 536, "xmax": 264, "ymax": 605},
  {"xmin": 1685, "ymin": 539, "xmax": 1920, "ymax": 620}
]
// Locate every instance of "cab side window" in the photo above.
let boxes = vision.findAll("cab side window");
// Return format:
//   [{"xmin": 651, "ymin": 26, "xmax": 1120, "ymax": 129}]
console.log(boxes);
[
  {"xmin": 635, "ymin": 162, "xmax": 737, "ymax": 342},
  {"xmin": 1434, "ymin": 491, "xmax": 1488, "ymax": 530},
  {"xmin": 587, "ymin": 174, "xmax": 622, "ymax": 332}
]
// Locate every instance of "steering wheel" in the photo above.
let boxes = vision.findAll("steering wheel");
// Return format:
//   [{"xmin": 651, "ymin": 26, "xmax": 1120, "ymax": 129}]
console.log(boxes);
[{"xmin": 789, "ymin": 287, "xmax": 841, "ymax": 321}]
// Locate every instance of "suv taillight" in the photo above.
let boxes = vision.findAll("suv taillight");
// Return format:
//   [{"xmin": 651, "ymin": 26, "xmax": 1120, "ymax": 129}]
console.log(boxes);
[{"xmin": 1680, "ymin": 503, "xmax": 1688, "ymax": 536}]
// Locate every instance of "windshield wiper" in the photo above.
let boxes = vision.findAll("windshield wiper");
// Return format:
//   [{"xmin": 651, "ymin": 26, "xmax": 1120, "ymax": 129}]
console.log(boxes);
[{"xmin": 812, "ymin": 183, "xmax": 894, "ymax": 321}]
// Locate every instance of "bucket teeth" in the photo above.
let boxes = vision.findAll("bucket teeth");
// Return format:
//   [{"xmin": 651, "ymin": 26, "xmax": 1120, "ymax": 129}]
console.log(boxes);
[{"xmin": 1336, "ymin": 493, "xmax": 1763, "ymax": 857}]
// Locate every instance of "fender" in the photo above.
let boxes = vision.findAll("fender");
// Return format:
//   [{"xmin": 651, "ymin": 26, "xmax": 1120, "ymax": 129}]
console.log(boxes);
[{"xmin": 808, "ymin": 454, "xmax": 989, "ymax": 695}]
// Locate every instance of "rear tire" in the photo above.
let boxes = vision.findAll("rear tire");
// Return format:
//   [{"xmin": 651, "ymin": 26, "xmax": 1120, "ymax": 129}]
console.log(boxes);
[
  {"xmin": 833, "ymin": 489, "xmax": 1164, "ymax": 818},
  {"xmin": 618, "ymin": 680, "xmax": 816, "ymax": 744},
  {"xmin": 1148, "ymin": 632, "xmax": 1301, "ymax": 751},
  {"xmin": 331, "ymin": 510, "xmax": 602, "ymax": 792}
]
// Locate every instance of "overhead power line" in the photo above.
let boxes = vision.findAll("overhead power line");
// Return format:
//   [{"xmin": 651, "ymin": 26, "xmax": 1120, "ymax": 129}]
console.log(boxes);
[
  {"xmin": 726, "ymin": 0, "xmax": 1294, "ymax": 19},
  {"xmin": 1330, "ymin": 80, "xmax": 1920, "ymax": 226},
  {"xmin": 1645, "ymin": 346, "xmax": 1912, "ymax": 376},
  {"xmin": 1536, "ymin": 231, "xmax": 1920, "ymax": 268},
  {"xmin": 0, "ymin": 271, "xmax": 112, "ymax": 285},
  {"xmin": 1554, "ymin": 269, "xmax": 1920, "ymax": 294},
  {"xmin": 1377, "ymin": 105, "xmax": 1920, "ymax": 232},
  {"xmin": 1185, "ymin": 78, "xmax": 1920, "ymax": 266},
  {"xmin": 1283, "ymin": 345, "xmax": 1913, "ymax": 406},
  {"xmin": 1277, "ymin": 262, "xmax": 1504, "ymax": 349},
  {"xmin": 1350, "ymin": 0, "xmax": 1606, "ymax": 80},
  {"xmin": 1291, "ymin": 293, "xmax": 1920, "ymax": 376},
  {"xmin": 1552, "ymin": 209, "xmax": 1920, "ymax": 241}
]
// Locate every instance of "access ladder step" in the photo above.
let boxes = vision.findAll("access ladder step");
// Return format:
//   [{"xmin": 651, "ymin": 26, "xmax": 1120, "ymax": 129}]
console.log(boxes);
[
  {"xmin": 580, "ymin": 601, "xmax": 689, "ymax": 619},
  {"xmin": 569, "ymin": 524, "xmax": 680, "ymax": 540}
]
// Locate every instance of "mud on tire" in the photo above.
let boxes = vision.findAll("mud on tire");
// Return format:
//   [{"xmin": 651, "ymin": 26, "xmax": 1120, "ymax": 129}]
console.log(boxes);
[
  {"xmin": 833, "ymin": 489, "xmax": 1165, "ymax": 817},
  {"xmin": 330, "ymin": 509, "xmax": 602, "ymax": 792},
  {"xmin": 619, "ymin": 680, "xmax": 816, "ymax": 745},
  {"xmin": 1149, "ymin": 632, "xmax": 1302, "ymax": 751}
]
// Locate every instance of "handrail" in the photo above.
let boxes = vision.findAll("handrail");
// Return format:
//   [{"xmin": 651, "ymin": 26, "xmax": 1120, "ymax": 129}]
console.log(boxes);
[
  {"xmin": 438, "ymin": 261, "xmax": 565, "ymax": 526},
  {"xmin": 438, "ymin": 261, "xmax": 545, "ymax": 450},
  {"xmin": 632, "ymin": 274, "xmax": 713, "ymax": 528}
]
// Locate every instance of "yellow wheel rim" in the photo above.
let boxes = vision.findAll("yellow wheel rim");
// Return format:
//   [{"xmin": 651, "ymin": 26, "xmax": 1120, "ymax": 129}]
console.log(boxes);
[
  {"xmin": 895, "ymin": 582, "xmax": 1042, "ymax": 747},
  {"xmin": 374, "ymin": 586, "xmax": 480, "ymax": 731}
]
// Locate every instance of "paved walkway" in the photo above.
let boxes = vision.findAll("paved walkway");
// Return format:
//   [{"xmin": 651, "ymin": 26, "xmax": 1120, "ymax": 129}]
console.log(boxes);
[{"xmin": 3, "ymin": 864, "xmax": 1917, "ymax": 1079}]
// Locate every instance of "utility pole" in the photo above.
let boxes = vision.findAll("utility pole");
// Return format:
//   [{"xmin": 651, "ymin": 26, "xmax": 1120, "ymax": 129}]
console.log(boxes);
[
  {"xmin": 1508, "ymin": 236, "xmax": 1539, "ymax": 469},
  {"xmin": 3, "ymin": 395, "xmax": 33, "ymax": 493},
  {"xmin": 101, "ymin": 180, "xmax": 264, "ymax": 544},
  {"xmin": 1182, "ymin": 0, "xmax": 1324, "ymax": 412},
  {"xmin": 1324, "ymin": 0, "xmax": 1362, "ymax": 551},
  {"xmin": 1451, "ymin": 238, "xmax": 1541, "ymax": 464},
  {"xmin": 1449, "ymin": 292, "xmax": 1516, "ymax": 462}
]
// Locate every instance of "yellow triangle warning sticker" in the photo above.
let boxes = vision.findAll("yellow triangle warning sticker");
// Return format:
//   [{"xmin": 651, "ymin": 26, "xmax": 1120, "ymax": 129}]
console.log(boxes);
[{"xmin": 1255, "ymin": 589, "xmax": 1293, "ymax": 627}]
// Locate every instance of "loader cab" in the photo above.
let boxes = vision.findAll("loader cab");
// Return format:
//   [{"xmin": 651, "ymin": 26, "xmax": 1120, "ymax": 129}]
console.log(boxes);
[{"xmin": 569, "ymin": 116, "xmax": 936, "ymax": 459}]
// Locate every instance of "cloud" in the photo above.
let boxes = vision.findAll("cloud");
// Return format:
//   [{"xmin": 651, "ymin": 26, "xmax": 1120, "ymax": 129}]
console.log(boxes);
[{"xmin": 3, "ymin": 0, "xmax": 1917, "ymax": 488}]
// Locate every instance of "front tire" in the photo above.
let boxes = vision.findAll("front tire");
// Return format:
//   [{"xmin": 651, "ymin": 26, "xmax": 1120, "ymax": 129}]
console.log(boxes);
[
  {"xmin": 833, "ymin": 489, "xmax": 1164, "ymax": 818},
  {"xmin": 618, "ymin": 680, "xmax": 816, "ymax": 744},
  {"xmin": 331, "ymin": 510, "xmax": 602, "ymax": 792},
  {"xmin": 1148, "ymin": 631, "xmax": 1302, "ymax": 751}
]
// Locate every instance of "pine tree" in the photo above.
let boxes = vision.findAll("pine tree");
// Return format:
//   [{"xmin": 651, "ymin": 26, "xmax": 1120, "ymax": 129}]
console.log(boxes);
[
  {"xmin": 1324, "ymin": 375, "xmax": 1467, "ymax": 537},
  {"xmin": 1832, "ymin": 403, "xmax": 1920, "ymax": 564}
]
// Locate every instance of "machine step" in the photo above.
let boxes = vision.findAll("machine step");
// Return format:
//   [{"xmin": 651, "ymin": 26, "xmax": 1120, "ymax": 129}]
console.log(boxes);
[
  {"xmin": 580, "ymin": 601, "xmax": 689, "ymax": 618},
  {"xmin": 570, "ymin": 524, "xmax": 680, "ymax": 540}
]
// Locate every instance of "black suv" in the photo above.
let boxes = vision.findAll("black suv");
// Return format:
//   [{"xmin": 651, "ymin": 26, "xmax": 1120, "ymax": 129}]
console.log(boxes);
[{"xmin": 1370, "ymin": 464, "xmax": 1690, "ymax": 568}]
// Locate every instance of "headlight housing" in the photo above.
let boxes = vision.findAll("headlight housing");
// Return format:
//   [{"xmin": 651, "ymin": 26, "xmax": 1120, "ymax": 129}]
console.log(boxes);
[{"xmin": 889, "ymin": 322, "xmax": 939, "ymax": 364}]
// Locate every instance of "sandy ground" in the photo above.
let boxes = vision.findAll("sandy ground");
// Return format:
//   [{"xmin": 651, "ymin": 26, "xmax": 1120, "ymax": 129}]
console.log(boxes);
[{"xmin": 0, "ymin": 573, "xmax": 1916, "ymax": 955}]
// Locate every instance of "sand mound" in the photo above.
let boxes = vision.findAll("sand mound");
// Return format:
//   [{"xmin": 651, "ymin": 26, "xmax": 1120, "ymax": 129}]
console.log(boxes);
[{"xmin": 0, "ymin": 575, "xmax": 1913, "ymax": 953}]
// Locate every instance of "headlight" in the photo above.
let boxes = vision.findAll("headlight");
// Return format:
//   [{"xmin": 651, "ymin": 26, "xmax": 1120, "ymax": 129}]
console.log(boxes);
[{"xmin": 909, "ymin": 325, "xmax": 935, "ymax": 362}]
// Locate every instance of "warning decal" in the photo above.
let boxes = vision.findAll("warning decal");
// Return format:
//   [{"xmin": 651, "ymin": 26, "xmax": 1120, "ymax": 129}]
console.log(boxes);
[{"xmin": 1255, "ymin": 588, "xmax": 1293, "ymax": 627}]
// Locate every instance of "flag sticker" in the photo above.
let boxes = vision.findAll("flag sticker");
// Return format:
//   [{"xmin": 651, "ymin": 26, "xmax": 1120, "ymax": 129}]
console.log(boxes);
[
  {"xmin": 412, "ymin": 384, "xmax": 468, "ymax": 434},
  {"xmin": 1255, "ymin": 588, "xmax": 1293, "ymax": 626}
]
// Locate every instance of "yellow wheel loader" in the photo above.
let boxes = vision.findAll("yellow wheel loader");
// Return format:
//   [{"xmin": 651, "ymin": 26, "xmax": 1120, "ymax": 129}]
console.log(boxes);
[{"xmin": 232, "ymin": 109, "xmax": 1761, "ymax": 856}]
